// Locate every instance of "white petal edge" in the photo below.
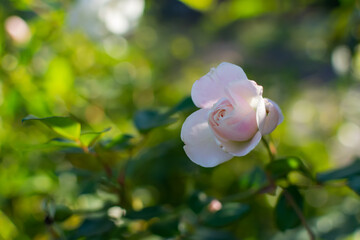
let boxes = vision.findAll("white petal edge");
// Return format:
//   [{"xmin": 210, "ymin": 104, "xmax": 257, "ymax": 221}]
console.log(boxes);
[
  {"xmin": 225, "ymin": 80, "xmax": 263, "ymax": 109},
  {"xmin": 214, "ymin": 62, "xmax": 248, "ymax": 84},
  {"xmin": 261, "ymin": 98, "xmax": 284, "ymax": 135},
  {"xmin": 191, "ymin": 62, "xmax": 248, "ymax": 109},
  {"xmin": 270, "ymin": 98, "xmax": 284, "ymax": 125},
  {"xmin": 256, "ymin": 97, "xmax": 266, "ymax": 132},
  {"xmin": 181, "ymin": 108, "xmax": 233, "ymax": 167},
  {"xmin": 213, "ymin": 131, "xmax": 262, "ymax": 157}
]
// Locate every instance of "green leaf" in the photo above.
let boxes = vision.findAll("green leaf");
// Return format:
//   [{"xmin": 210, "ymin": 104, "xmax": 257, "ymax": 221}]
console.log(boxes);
[
  {"xmin": 192, "ymin": 228, "xmax": 237, "ymax": 240},
  {"xmin": 317, "ymin": 158, "xmax": 360, "ymax": 183},
  {"xmin": 134, "ymin": 97, "xmax": 196, "ymax": 133},
  {"xmin": 202, "ymin": 202, "xmax": 249, "ymax": 227},
  {"xmin": 80, "ymin": 127, "xmax": 111, "ymax": 147},
  {"xmin": 347, "ymin": 175, "xmax": 360, "ymax": 195},
  {"xmin": 125, "ymin": 206, "xmax": 168, "ymax": 220},
  {"xmin": 239, "ymin": 166, "xmax": 268, "ymax": 190},
  {"xmin": 103, "ymin": 134, "xmax": 133, "ymax": 150},
  {"xmin": 166, "ymin": 96, "xmax": 196, "ymax": 115},
  {"xmin": 73, "ymin": 217, "xmax": 115, "ymax": 238},
  {"xmin": 188, "ymin": 191, "xmax": 212, "ymax": 214},
  {"xmin": 266, "ymin": 157, "xmax": 313, "ymax": 180},
  {"xmin": 211, "ymin": 0, "xmax": 267, "ymax": 27},
  {"xmin": 275, "ymin": 186, "xmax": 303, "ymax": 231},
  {"xmin": 47, "ymin": 138, "xmax": 79, "ymax": 148},
  {"xmin": 22, "ymin": 115, "xmax": 81, "ymax": 140},
  {"xmin": 23, "ymin": 138, "xmax": 79, "ymax": 151},
  {"xmin": 149, "ymin": 216, "xmax": 179, "ymax": 238},
  {"xmin": 134, "ymin": 110, "xmax": 176, "ymax": 133},
  {"xmin": 179, "ymin": 0, "xmax": 214, "ymax": 11},
  {"xmin": 54, "ymin": 205, "xmax": 72, "ymax": 222}
]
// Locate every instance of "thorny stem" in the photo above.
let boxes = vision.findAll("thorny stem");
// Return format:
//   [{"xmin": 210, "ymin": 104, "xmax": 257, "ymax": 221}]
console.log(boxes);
[{"xmin": 262, "ymin": 137, "xmax": 316, "ymax": 240}]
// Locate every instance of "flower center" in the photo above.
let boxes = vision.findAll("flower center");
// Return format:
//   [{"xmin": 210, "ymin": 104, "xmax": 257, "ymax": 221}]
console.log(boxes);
[
  {"xmin": 210, "ymin": 99, "xmax": 233, "ymax": 126},
  {"xmin": 208, "ymin": 97, "xmax": 258, "ymax": 142}
]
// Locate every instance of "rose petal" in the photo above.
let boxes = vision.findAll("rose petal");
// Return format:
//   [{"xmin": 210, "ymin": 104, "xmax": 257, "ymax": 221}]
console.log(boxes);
[
  {"xmin": 208, "ymin": 98, "xmax": 258, "ymax": 142},
  {"xmin": 191, "ymin": 62, "xmax": 248, "ymax": 109},
  {"xmin": 215, "ymin": 62, "xmax": 248, "ymax": 85},
  {"xmin": 261, "ymin": 98, "xmax": 284, "ymax": 135},
  {"xmin": 256, "ymin": 97, "xmax": 267, "ymax": 132},
  {"xmin": 213, "ymin": 131, "xmax": 262, "ymax": 157},
  {"xmin": 181, "ymin": 109, "xmax": 233, "ymax": 167},
  {"xmin": 225, "ymin": 80, "xmax": 263, "ymax": 109}
]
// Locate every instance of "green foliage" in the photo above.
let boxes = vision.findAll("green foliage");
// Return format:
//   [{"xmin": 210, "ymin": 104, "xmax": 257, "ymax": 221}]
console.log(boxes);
[
  {"xmin": 239, "ymin": 166, "xmax": 268, "ymax": 190},
  {"xmin": 125, "ymin": 206, "xmax": 168, "ymax": 220},
  {"xmin": 22, "ymin": 115, "xmax": 81, "ymax": 140},
  {"xmin": 275, "ymin": 186, "xmax": 304, "ymax": 231},
  {"xmin": 1, "ymin": 0, "xmax": 360, "ymax": 239},
  {"xmin": 348, "ymin": 175, "xmax": 360, "ymax": 195},
  {"xmin": 317, "ymin": 158, "xmax": 360, "ymax": 182},
  {"xmin": 188, "ymin": 191, "xmax": 213, "ymax": 214},
  {"xmin": 317, "ymin": 158, "xmax": 360, "ymax": 195},
  {"xmin": 134, "ymin": 110, "xmax": 177, "ymax": 133},
  {"xmin": 53, "ymin": 205, "xmax": 72, "ymax": 222},
  {"xmin": 134, "ymin": 96, "xmax": 195, "ymax": 133},
  {"xmin": 179, "ymin": 0, "xmax": 214, "ymax": 11},
  {"xmin": 149, "ymin": 216, "xmax": 180, "ymax": 237},
  {"xmin": 103, "ymin": 134, "xmax": 134, "ymax": 150},
  {"xmin": 190, "ymin": 228, "xmax": 237, "ymax": 240},
  {"xmin": 69, "ymin": 217, "xmax": 115, "ymax": 239},
  {"xmin": 167, "ymin": 96, "xmax": 197, "ymax": 115},
  {"xmin": 201, "ymin": 203, "xmax": 250, "ymax": 228},
  {"xmin": 266, "ymin": 157, "xmax": 313, "ymax": 180},
  {"xmin": 80, "ymin": 127, "xmax": 111, "ymax": 147},
  {"xmin": 46, "ymin": 138, "xmax": 79, "ymax": 148}
]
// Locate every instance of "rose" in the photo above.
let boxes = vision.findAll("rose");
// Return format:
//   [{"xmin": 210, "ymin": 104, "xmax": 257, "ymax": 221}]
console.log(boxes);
[{"xmin": 181, "ymin": 62, "xmax": 283, "ymax": 167}]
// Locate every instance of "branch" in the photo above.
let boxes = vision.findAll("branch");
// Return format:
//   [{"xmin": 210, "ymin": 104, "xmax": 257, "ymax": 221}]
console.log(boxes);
[{"xmin": 282, "ymin": 188, "xmax": 315, "ymax": 240}]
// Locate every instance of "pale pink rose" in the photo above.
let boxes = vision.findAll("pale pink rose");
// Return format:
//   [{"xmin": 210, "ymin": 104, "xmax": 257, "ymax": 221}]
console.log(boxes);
[{"xmin": 181, "ymin": 62, "xmax": 283, "ymax": 167}]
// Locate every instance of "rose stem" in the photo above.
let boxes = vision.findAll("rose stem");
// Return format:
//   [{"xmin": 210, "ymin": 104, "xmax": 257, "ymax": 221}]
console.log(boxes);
[
  {"xmin": 282, "ymin": 188, "xmax": 316, "ymax": 240},
  {"xmin": 261, "ymin": 137, "xmax": 274, "ymax": 161},
  {"xmin": 261, "ymin": 137, "xmax": 315, "ymax": 239},
  {"xmin": 77, "ymin": 139, "xmax": 113, "ymax": 179}
]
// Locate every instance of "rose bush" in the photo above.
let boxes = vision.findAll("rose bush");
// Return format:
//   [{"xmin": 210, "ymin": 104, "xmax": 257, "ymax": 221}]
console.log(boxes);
[{"xmin": 181, "ymin": 62, "xmax": 283, "ymax": 167}]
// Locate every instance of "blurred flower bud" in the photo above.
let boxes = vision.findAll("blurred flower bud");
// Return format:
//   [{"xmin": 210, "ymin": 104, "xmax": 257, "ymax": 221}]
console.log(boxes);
[
  {"xmin": 5, "ymin": 16, "xmax": 31, "ymax": 45},
  {"xmin": 208, "ymin": 199, "xmax": 222, "ymax": 212}
]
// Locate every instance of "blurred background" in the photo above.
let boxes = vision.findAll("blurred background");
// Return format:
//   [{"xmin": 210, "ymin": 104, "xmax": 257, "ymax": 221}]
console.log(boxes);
[{"xmin": 1, "ymin": 0, "xmax": 360, "ymax": 239}]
